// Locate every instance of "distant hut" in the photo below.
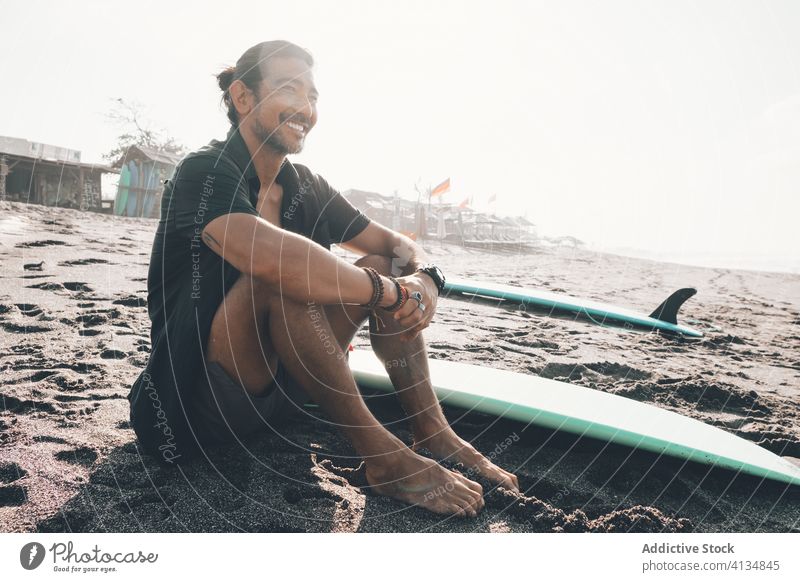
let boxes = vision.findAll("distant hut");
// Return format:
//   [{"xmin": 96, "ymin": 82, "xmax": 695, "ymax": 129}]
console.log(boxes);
[
  {"xmin": 342, "ymin": 189, "xmax": 419, "ymax": 238},
  {"xmin": 0, "ymin": 135, "xmax": 116, "ymax": 212},
  {"xmin": 474, "ymin": 214, "xmax": 503, "ymax": 240},
  {"xmin": 341, "ymin": 189, "xmax": 393, "ymax": 225},
  {"xmin": 113, "ymin": 146, "xmax": 181, "ymax": 218},
  {"xmin": 498, "ymin": 216, "xmax": 519, "ymax": 240}
]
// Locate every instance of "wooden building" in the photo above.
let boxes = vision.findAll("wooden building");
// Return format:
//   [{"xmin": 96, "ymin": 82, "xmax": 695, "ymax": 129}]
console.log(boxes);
[
  {"xmin": 342, "ymin": 189, "xmax": 422, "ymax": 238},
  {"xmin": 0, "ymin": 135, "xmax": 116, "ymax": 212},
  {"xmin": 341, "ymin": 188, "xmax": 538, "ymax": 251}
]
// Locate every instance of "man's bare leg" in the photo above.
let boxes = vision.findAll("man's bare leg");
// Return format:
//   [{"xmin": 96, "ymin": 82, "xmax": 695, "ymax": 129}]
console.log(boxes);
[
  {"xmin": 206, "ymin": 273, "xmax": 486, "ymax": 517},
  {"xmin": 352, "ymin": 255, "xmax": 520, "ymax": 492}
]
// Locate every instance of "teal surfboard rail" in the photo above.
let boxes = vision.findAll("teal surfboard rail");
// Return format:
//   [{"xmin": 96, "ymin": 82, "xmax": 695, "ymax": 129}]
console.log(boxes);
[
  {"xmin": 349, "ymin": 350, "xmax": 800, "ymax": 487},
  {"xmin": 443, "ymin": 277, "xmax": 704, "ymax": 337}
]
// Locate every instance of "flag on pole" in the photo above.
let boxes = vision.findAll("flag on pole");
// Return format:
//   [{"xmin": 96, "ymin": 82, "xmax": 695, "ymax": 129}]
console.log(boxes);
[
  {"xmin": 430, "ymin": 178, "xmax": 450, "ymax": 198},
  {"xmin": 488, "ymin": 193, "xmax": 497, "ymax": 203},
  {"xmin": 458, "ymin": 195, "xmax": 472, "ymax": 209}
]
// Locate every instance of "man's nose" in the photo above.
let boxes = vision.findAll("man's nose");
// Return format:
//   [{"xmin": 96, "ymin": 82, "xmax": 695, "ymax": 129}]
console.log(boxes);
[{"xmin": 298, "ymin": 96, "xmax": 314, "ymax": 121}]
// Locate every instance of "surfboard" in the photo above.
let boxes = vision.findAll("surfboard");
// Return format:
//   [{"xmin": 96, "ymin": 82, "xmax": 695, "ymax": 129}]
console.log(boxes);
[
  {"xmin": 113, "ymin": 164, "xmax": 130, "ymax": 216},
  {"xmin": 443, "ymin": 277, "xmax": 703, "ymax": 337},
  {"xmin": 348, "ymin": 349, "xmax": 800, "ymax": 486},
  {"xmin": 141, "ymin": 162, "xmax": 154, "ymax": 218},
  {"xmin": 126, "ymin": 161, "xmax": 139, "ymax": 217},
  {"xmin": 136, "ymin": 162, "xmax": 146, "ymax": 217}
]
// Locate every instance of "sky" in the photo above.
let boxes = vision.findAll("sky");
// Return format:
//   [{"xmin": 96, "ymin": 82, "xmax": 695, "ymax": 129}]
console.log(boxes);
[{"xmin": 1, "ymin": 0, "xmax": 799, "ymax": 272}]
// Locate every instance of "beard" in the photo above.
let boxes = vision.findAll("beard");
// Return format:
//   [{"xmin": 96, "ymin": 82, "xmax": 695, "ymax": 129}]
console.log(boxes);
[{"xmin": 253, "ymin": 113, "xmax": 304, "ymax": 155}]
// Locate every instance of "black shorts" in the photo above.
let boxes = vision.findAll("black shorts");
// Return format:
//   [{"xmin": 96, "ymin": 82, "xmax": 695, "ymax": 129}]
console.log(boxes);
[{"xmin": 189, "ymin": 358, "xmax": 311, "ymax": 446}]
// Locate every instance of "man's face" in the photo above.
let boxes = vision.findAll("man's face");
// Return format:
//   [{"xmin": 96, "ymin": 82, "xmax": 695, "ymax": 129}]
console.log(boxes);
[{"xmin": 248, "ymin": 56, "xmax": 318, "ymax": 155}]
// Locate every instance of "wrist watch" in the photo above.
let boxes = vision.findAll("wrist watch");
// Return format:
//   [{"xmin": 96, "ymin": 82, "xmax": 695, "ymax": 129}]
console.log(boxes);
[{"xmin": 415, "ymin": 263, "xmax": 446, "ymax": 296}]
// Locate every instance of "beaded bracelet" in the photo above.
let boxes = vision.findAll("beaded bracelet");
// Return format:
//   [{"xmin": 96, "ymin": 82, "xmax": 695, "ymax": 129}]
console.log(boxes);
[
  {"xmin": 360, "ymin": 267, "xmax": 384, "ymax": 310},
  {"xmin": 384, "ymin": 277, "xmax": 410, "ymax": 313}
]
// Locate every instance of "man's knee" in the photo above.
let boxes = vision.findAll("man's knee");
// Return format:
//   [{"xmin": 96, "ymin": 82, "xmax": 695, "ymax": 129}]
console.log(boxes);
[
  {"xmin": 221, "ymin": 275, "xmax": 308, "ymax": 327},
  {"xmin": 354, "ymin": 254, "xmax": 397, "ymax": 276},
  {"xmin": 229, "ymin": 274, "xmax": 276, "ymax": 310}
]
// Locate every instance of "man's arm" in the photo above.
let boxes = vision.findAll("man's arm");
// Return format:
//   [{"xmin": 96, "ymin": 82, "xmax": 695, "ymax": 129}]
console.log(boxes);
[
  {"xmin": 339, "ymin": 221, "xmax": 432, "ymax": 278},
  {"xmin": 338, "ymin": 221, "xmax": 440, "ymax": 341},
  {"xmin": 202, "ymin": 212, "xmax": 399, "ymax": 308},
  {"xmin": 339, "ymin": 221, "xmax": 439, "ymax": 301}
]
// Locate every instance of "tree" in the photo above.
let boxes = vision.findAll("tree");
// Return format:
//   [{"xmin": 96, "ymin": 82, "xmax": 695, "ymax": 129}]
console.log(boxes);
[{"xmin": 103, "ymin": 98, "xmax": 186, "ymax": 164}]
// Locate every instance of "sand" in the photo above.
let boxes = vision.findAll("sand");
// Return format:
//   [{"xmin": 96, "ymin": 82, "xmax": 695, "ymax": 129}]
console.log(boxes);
[{"xmin": 1, "ymin": 200, "xmax": 798, "ymax": 533}]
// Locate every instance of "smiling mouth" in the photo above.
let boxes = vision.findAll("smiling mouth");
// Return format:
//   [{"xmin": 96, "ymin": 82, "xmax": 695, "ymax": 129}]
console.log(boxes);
[{"xmin": 285, "ymin": 121, "xmax": 307, "ymax": 136}]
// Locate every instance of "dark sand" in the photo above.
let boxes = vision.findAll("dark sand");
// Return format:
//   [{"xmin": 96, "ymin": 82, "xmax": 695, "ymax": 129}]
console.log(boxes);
[{"xmin": 1, "ymin": 200, "xmax": 799, "ymax": 533}]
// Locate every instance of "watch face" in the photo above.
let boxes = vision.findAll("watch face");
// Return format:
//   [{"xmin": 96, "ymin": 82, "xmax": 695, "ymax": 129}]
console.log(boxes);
[{"xmin": 423, "ymin": 264, "xmax": 445, "ymax": 290}]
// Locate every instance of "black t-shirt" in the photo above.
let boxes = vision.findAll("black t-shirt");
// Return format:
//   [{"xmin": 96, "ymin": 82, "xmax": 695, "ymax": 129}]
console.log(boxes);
[{"xmin": 127, "ymin": 126, "xmax": 371, "ymax": 463}]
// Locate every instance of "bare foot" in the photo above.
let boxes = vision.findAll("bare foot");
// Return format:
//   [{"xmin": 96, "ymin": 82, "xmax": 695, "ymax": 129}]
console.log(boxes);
[
  {"xmin": 364, "ymin": 449, "xmax": 485, "ymax": 517},
  {"xmin": 413, "ymin": 428, "xmax": 520, "ymax": 493}
]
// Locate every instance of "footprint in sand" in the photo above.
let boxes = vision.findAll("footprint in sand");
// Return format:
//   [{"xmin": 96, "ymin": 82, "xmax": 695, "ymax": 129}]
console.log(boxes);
[
  {"xmin": 78, "ymin": 329, "xmax": 103, "ymax": 337},
  {"xmin": 58, "ymin": 258, "xmax": 112, "ymax": 267},
  {"xmin": 26, "ymin": 282, "xmax": 64, "ymax": 292},
  {"xmin": 670, "ymin": 381, "xmax": 771, "ymax": 415},
  {"xmin": 0, "ymin": 462, "xmax": 27, "ymax": 485},
  {"xmin": 63, "ymin": 282, "xmax": 93, "ymax": 293},
  {"xmin": 1, "ymin": 393, "xmax": 59, "ymax": 415},
  {"xmin": 70, "ymin": 307, "xmax": 123, "ymax": 329},
  {"xmin": 1, "ymin": 321, "xmax": 52, "ymax": 333},
  {"xmin": 99, "ymin": 348, "xmax": 128, "ymax": 360},
  {"xmin": 15, "ymin": 304, "xmax": 43, "ymax": 317},
  {"xmin": 54, "ymin": 447, "xmax": 98, "ymax": 467},
  {"xmin": 0, "ymin": 467, "xmax": 27, "ymax": 512},
  {"xmin": 0, "ymin": 484, "xmax": 27, "ymax": 507},
  {"xmin": 4, "ymin": 370, "xmax": 57, "ymax": 386},
  {"xmin": 112, "ymin": 295, "xmax": 146, "ymax": 308},
  {"xmin": 4, "ymin": 344, "xmax": 42, "ymax": 356},
  {"xmin": 74, "ymin": 313, "xmax": 108, "ymax": 327},
  {"xmin": 32, "ymin": 435, "xmax": 70, "ymax": 444},
  {"xmin": 23, "ymin": 282, "xmax": 97, "ymax": 300},
  {"xmin": 15, "ymin": 240, "xmax": 67, "ymax": 249}
]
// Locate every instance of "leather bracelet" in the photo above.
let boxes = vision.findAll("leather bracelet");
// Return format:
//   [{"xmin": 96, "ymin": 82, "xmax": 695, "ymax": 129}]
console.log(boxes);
[
  {"xmin": 360, "ymin": 267, "xmax": 375, "ymax": 308},
  {"xmin": 361, "ymin": 267, "xmax": 384, "ymax": 310},
  {"xmin": 383, "ymin": 277, "xmax": 408, "ymax": 312},
  {"xmin": 365, "ymin": 267, "xmax": 379, "ymax": 309},
  {"xmin": 383, "ymin": 277, "xmax": 403, "ymax": 311}
]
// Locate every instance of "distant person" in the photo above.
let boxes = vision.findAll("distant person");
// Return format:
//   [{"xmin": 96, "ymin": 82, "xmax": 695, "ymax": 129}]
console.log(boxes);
[{"xmin": 127, "ymin": 40, "xmax": 518, "ymax": 517}]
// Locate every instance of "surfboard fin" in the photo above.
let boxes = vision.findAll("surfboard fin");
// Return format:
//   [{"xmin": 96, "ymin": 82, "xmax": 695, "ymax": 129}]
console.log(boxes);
[{"xmin": 649, "ymin": 288, "xmax": 697, "ymax": 324}]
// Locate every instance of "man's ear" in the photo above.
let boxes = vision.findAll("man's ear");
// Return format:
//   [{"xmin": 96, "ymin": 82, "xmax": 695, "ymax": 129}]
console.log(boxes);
[{"xmin": 229, "ymin": 79, "xmax": 254, "ymax": 119}]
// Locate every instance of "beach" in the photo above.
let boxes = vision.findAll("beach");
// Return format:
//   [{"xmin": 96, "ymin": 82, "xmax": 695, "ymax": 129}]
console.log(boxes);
[{"xmin": 1, "ymin": 200, "xmax": 798, "ymax": 533}]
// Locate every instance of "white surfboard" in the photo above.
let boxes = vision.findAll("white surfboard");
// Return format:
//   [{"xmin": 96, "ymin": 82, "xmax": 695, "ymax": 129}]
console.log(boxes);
[{"xmin": 349, "ymin": 350, "xmax": 800, "ymax": 487}]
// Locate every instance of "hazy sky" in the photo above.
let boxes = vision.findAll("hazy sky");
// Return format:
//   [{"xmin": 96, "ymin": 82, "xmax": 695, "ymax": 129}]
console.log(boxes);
[{"xmin": 2, "ymin": 0, "xmax": 798, "ymax": 271}]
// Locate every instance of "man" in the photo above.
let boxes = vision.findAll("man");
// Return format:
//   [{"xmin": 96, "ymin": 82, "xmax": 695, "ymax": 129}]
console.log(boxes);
[{"xmin": 128, "ymin": 40, "xmax": 519, "ymax": 517}]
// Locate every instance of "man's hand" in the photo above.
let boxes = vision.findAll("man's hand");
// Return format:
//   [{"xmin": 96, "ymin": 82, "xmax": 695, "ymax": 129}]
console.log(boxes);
[{"xmin": 386, "ymin": 272, "xmax": 439, "ymax": 342}]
